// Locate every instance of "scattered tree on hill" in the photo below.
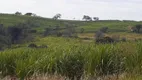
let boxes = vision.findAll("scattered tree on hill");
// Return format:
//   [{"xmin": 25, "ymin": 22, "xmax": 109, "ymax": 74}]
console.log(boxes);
[
  {"xmin": 93, "ymin": 17, "xmax": 99, "ymax": 21},
  {"xmin": 82, "ymin": 15, "xmax": 92, "ymax": 21},
  {"xmin": 53, "ymin": 14, "xmax": 61, "ymax": 20},
  {"xmin": 28, "ymin": 43, "xmax": 37, "ymax": 48},
  {"xmin": 25, "ymin": 13, "xmax": 33, "ymax": 16},
  {"xmin": 15, "ymin": 11, "xmax": 22, "ymax": 15}
]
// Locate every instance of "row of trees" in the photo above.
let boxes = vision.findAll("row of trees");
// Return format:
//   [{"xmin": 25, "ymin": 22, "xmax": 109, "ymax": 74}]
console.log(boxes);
[
  {"xmin": 15, "ymin": 12, "xmax": 99, "ymax": 21},
  {"xmin": 52, "ymin": 14, "xmax": 99, "ymax": 21},
  {"xmin": 15, "ymin": 11, "xmax": 37, "ymax": 16},
  {"xmin": 82, "ymin": 15, "xmax": 99, "ymax": 21}
]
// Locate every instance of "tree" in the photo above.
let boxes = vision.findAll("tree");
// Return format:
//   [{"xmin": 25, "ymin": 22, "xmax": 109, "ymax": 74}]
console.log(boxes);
[
  {"xmin": 0, "ymin": 24, "xmax": 11, "ymax": 46},
  {"xmin": 95, "ymin": 31, "xmax": 104, "ymax": 39},
  {"xmin": 135, "ymin": 24, "xmax": 142, "ymax": 33},
  {"xmin": 93, "ymin": 17, "xmax": 99, "ymax": 21},
  {"xmin": 7, "ymin": 27, "xmax": 23, "ymax": 44},
  {"xmin": 82, "ymin": 15, "xmax": 92, "ymax": 21},
  {"xmin": 0, "ymin": 24, "xmax": 7, "ymax": 35},
  {"xmin": 53, "ymin": 14, "xmax": 61, "ymax": 20},
  {"xmin": 63, "ymin": 23, "xmax": 77, "ymax": 37},
  {"xmin": 25, "ymin": 13, "xmax": 33, "ymax": 16},
  {"xmin": 15, "ymin": 11, "xmax": 22, "ymax": 15}
]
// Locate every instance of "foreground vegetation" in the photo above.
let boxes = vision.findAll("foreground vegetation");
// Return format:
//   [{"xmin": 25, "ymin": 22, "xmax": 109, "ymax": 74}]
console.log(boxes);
[{"xmin": 0, "ymin": 37, "xmax": 142, "ymax": 80}]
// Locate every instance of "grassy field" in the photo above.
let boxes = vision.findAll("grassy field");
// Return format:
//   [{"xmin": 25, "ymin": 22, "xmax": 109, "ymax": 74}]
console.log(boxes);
[
  {"xmin": 79, "ymin": 32, "xmax": 142, "ymax": 40},
  {"xmin": 0, "ymin": 37, "xmax": 142, "ymax": 80},
  {"xmin": 1, "ymin": 14, "xmax": 142, "ymax": 80}
]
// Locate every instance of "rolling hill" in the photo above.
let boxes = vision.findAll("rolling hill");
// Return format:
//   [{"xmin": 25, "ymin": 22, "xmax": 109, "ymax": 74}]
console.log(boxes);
[{"xmin": 0, "ymin": 13, "xmax": 141, "ymax": 33}]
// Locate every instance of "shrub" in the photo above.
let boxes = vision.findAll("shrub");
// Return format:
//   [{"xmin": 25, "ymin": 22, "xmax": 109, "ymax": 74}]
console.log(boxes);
[
  {"xmin": 15, "ymin": 11, "xmax": 22, "ymax": 15},
  {"xmin": 111, "ymin": 35, "xmax": 120, "ymax": 42},
  {"xmin": 95, "ymin": 31, "xmax": 104, "ymax": 39},
  {"xmin": 28, "ymin": 43, "xmax": 38, "ymax": 48},
  {"xmin": 7, "ymin": 26, "xmax": 23, "ymax": 44},
  {"xmin": 100, "ymin": 27, "xmax": 108, "ymax": 33},
  {"xmin": 121, "ymin": 37, "xmax": 127, "ymax": 42},
  {"xmin": 62, "ymin": 23, "xmax": 77, "ymax": 38},
  {"xmin": 56, "ymin": 32, "xmax": 63, "ymax": 37},
  {"xmin": 96, "ymin": 36, "xmax": 114, "ymax": 44},
  {"xmin": 28, "ymin": 29, "xmax": 37, "ymax": 33},
  {"xmin": 135, "ymin": 24, "xmax": 142, "ymax": 33},
  {"xmin": 0, "ymin": 24, "xmax": 7, "ymax": 36},
  {"xmin": 135, "ymin": 38, "xmax": 142, "ymax": 42},
  {"xmin": 38, "ymin": 44, "xmax": 48, "ymax": 48},
  {"xmin": 80, "ymin": 28, "xmax": 85, "ymax": 33},
  {"xmin": 25, "ymin": 13, "xmax": 33, "ymax": 16}
]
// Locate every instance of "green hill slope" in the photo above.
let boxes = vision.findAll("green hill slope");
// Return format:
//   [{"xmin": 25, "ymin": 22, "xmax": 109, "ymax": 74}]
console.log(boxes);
[{"xmin": 0, "ymin": 13, "xmax": 141, "ymax": 33}]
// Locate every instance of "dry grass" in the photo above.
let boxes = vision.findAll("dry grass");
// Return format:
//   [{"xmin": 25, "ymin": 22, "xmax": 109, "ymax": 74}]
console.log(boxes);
[
  {"xmin": 78, "ymin": 32, "xmax": 142, "ymax": 40},
  {"xmin": 1, "ymin": 75, "xmax": 66, "ymax": 80},
  {"xmin": 1, "ymin": 73, "xmax": 142, "ymax": 80}
]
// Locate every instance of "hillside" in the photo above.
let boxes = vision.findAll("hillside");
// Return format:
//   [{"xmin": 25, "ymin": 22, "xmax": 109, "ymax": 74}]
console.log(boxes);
[{"xmin": 0, "ymin": 13, "xmax": 141, "ymax": 33}]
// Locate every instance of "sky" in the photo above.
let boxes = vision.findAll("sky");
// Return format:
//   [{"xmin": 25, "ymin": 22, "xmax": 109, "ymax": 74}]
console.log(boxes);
[{"xmin": 0, "ymin": 0, "xmax": 142, "ymax": 20}]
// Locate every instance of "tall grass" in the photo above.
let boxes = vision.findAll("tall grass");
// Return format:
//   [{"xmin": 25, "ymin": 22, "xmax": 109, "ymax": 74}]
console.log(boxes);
[{"xmin": 0, "ymin": 37, "xmax": 142, "ymax": 79}]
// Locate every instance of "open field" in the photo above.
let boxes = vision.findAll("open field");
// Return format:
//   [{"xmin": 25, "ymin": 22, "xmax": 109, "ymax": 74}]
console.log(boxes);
[{"xmin": 79, "ymin": 32, "xmax": 142, "ymax": 40}]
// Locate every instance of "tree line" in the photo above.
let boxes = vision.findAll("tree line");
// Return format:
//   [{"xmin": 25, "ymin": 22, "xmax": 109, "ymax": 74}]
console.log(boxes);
[{"xmin": 15, "ymin": 12, "xmax": 99, "ymax": 21}]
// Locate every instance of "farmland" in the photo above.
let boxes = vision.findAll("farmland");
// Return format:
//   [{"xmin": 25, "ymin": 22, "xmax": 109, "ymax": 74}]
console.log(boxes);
[{"xmin": 0, "ymin": 14, "xmax": 142, "ymax": 80}]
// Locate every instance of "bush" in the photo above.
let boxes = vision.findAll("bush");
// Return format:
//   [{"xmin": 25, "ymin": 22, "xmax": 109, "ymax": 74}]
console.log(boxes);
[
  {"xmin": 80, "ymin": 28, "xmax": 84, "ymax": 33},
  {"xmin": 96, "ymin": 36, "xmax": 114, "ymax": 44},
  {"xmin": 121, "ymin": 37, "xmax": 127, "ymax": 42},
  {"xmin": 100, "ymin": 27, "xmax": 108, "ymax": 33},
  {"xmin": 15, "ymin": 11, "xmax": 22, "ymax": 15},
  {"xmin": 0, "ymin": 24, "xmax": 7, "ymax": 35},
  {"xmin": 111, "ymin": 35, "xmax": 120, "ymax": 42},
  {"xmin": 28, "ymin": 29, "xmax": 37, "ymax": 33},
  {"xmin": 95, "ymin": 31, "xmax": 104, "ymax": 39},
  {"xmin": 135, "ymin": 24, "xmax": 142, "ymax": 33},
  {"xmin": 25, "ymin": 13, "xmax": 33, "ymax": 16},
  {"xmin": 7, "ymin": 26, "xmax": 23, "ymax": 44},
  {"xmin": 38, "ymin": 44, "xmax": 48, "ymax": 48},
  {"xmin": 28, "ymin": 43, "xmax": 38, "ymax": 48},
  {"xmin": 62, "ymin": 23, "xmax": 77, "ymax": 38}
]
